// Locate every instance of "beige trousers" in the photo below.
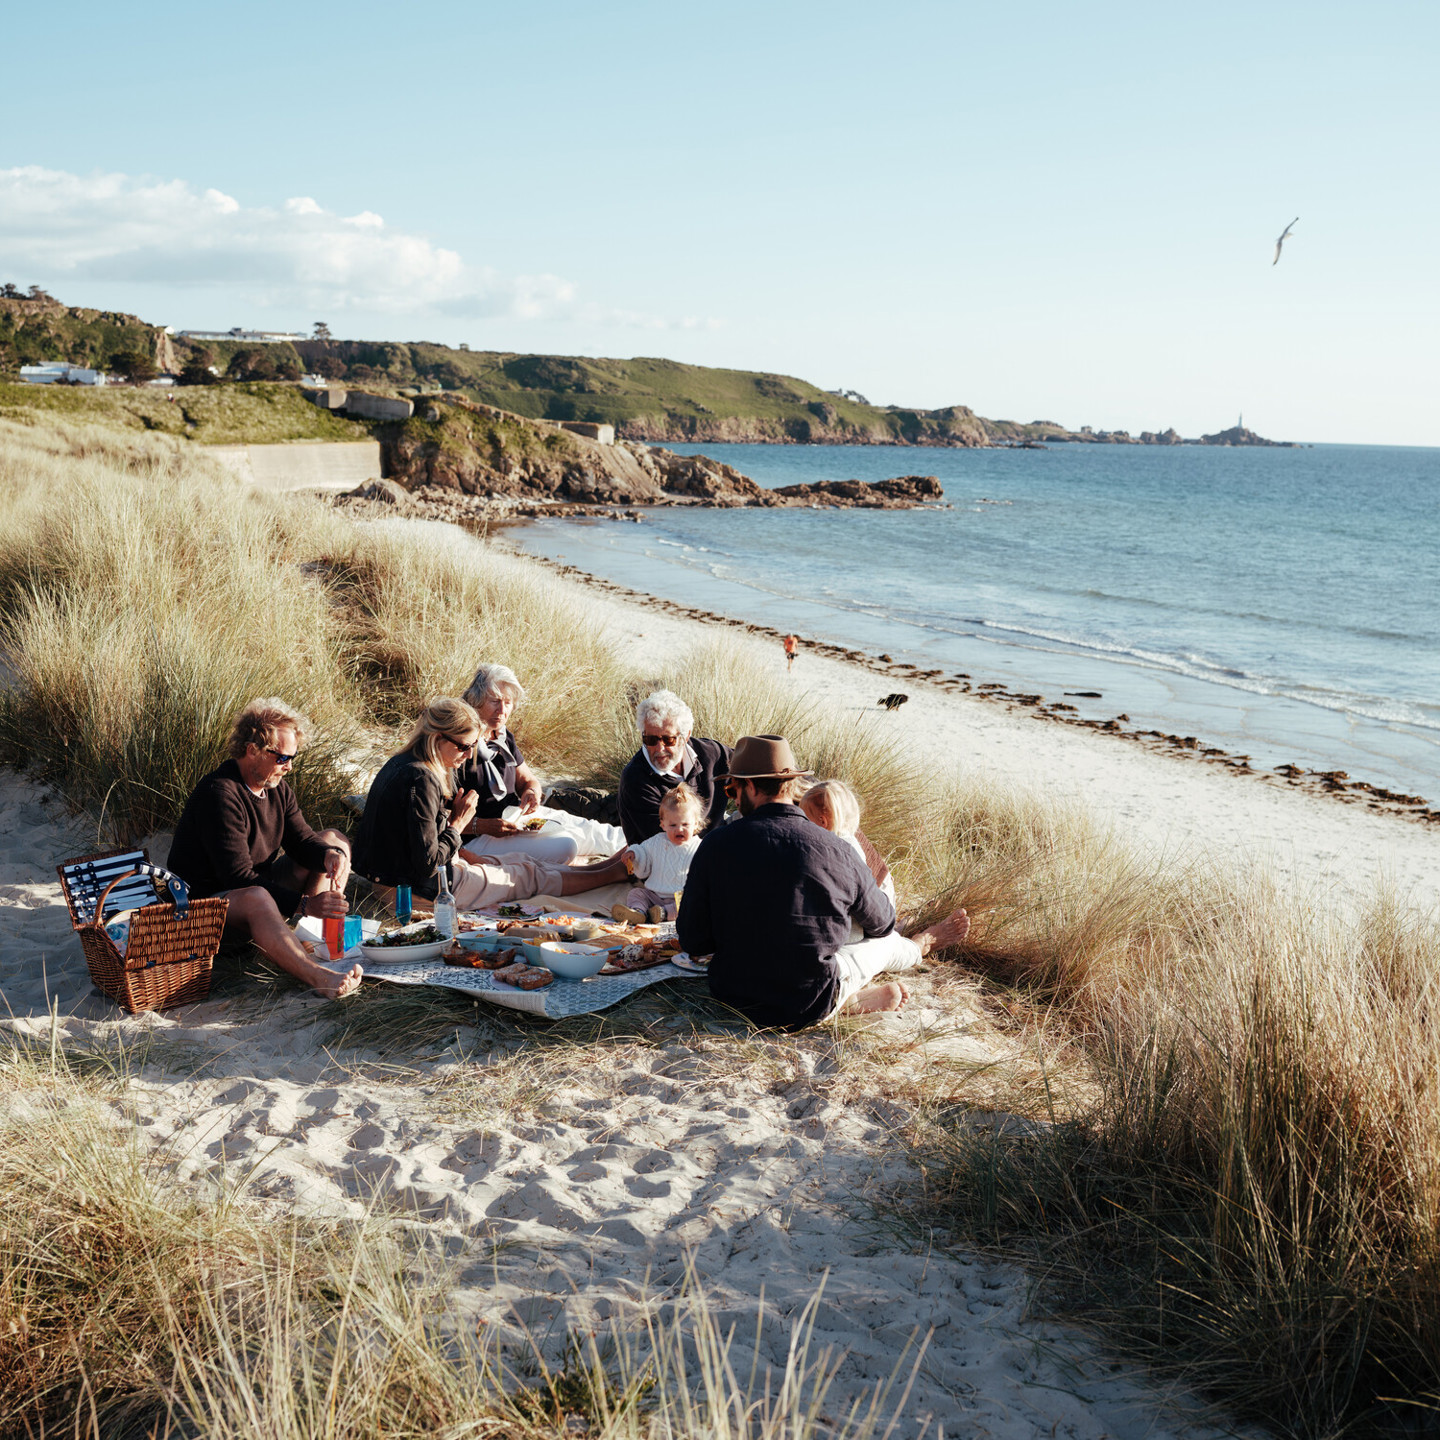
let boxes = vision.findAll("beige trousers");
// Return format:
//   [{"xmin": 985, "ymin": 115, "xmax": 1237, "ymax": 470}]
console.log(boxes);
[{"xmin": 450, "ymin": 853, "xmax": 567, "ymax": 911}]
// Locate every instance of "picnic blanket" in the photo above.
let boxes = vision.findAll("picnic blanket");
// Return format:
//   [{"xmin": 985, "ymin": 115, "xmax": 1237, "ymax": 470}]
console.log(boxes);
[{"xmin": 301, "ymin": 884, "xmax": 695, "ymax": 1018}]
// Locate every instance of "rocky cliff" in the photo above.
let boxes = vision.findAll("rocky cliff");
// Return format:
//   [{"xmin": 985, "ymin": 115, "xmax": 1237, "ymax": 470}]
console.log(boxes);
[
  {"xmin": 378, "ymin": 395, "xmax": 943, "ymax": 509},
  {"xmin": 0, "ymin": 294, "xmax": 175, "ymax": 373}
]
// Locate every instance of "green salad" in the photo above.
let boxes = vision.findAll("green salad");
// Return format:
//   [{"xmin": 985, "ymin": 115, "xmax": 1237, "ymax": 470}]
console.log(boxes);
[{"xmin": 372, "ymin": 923, "xmax": 444, "ymax": 948}]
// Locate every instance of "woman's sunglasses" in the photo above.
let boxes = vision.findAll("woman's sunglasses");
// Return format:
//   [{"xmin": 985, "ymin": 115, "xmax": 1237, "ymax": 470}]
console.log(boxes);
[{"xmin": 444, "ymin": 734, "xmax": 478, "ymax": 755}]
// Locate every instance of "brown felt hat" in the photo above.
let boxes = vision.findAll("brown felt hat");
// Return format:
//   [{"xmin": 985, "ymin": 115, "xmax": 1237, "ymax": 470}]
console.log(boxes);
[{"xmin": 727, "ymin": 734, "xmax": 812, "ymax": 781}]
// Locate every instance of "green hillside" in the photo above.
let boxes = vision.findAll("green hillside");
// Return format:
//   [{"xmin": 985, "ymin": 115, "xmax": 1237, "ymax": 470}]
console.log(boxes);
[
  {"xmin": 0, "ymin": 292, "xmax": 173, "ymax": 373},
  {"xmin": 0, "ymin": 381, "xmax": 368, "ymax": 445},
  {"xmin": 0, "ymin": 290, "xmax": 1069, "ymax": 446},
  {"xmin": 289, "ymin": 340, "xmax": 1064, "ymax": 446}
]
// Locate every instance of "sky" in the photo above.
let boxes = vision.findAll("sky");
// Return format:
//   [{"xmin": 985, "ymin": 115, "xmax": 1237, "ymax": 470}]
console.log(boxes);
[{"xmin": 3, "ymin": 1, "xmax": 1437, "ymax": 444}]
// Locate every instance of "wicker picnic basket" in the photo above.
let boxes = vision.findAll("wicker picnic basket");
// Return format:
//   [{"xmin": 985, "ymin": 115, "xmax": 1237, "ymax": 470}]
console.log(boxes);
[{"xmin": 57, "ymin": 847, "xmax": 229, "ymax": 1013}]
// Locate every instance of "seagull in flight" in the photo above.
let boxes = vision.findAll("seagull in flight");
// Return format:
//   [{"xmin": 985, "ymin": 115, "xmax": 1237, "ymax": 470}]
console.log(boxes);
[{"xmin": 1273, "ymin": 216, "xmax": 1299, "ymax": 266}]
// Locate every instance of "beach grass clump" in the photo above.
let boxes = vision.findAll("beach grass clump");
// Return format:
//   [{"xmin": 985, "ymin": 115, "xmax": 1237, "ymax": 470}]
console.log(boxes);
[
  {"xmin": 0, "ymin": 416, "xmax": 360, "ymax": 837},
  {"xmin": 324, "ymin": 522, "xmax": 632, "ymax": 779},
  {"xmin": 903, "ymin": 840, "xmax": 1440, "ymax": 1435}
]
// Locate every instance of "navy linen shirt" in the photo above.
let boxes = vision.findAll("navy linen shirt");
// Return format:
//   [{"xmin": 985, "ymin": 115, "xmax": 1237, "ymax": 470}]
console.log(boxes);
[{"xmin": 677, "ymin": 802, "xmax": 896, "ymax": 1031}]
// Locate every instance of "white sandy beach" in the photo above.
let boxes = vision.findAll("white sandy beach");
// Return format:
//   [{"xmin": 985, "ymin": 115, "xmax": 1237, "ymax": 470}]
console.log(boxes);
[{"xmin": 7, "ymin": 523, "xmax": 1435, "ymax": 1436}]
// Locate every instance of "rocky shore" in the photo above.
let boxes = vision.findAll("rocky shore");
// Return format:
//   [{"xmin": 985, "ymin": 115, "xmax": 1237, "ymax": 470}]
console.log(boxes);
[{"xmin": 336, "ymin": 394, "xmax": 948, "ymax": 517}]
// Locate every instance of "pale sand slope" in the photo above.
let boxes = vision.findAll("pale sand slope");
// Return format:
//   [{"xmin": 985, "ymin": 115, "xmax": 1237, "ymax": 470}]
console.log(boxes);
[
  {"xmin": 5, "ymin": 809, "xmax": 1236, "ymax": 1427},
  {"xmin": 488, "ymin": 538, "xmax": 1439, "ymax": 915}
]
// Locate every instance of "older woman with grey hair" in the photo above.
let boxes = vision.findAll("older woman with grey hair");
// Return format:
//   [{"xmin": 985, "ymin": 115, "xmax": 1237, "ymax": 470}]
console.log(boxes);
[
  {"xmin": 617, "ymin": 689, "xmax": 732, "ymax": 844},
  {"xmin": 453, "ymin": 662, "xmax": 581, "ymax": 865}
]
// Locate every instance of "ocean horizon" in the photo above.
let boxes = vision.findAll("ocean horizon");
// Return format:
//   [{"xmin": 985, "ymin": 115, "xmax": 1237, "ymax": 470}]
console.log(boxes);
[{"xmin": 511, "ymin": 439, "xmax": 1440, "ymax": 801}]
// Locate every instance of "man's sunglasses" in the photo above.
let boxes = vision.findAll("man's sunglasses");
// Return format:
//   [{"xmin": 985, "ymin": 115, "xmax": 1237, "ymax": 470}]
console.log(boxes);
[
  {"xmin": 264, "ymin": 746, "xmax": 297, "ymax": 765},
  {"xmin": 642, "ymin": 733, "xmax": 681, "ymax": 748},
  {"xmin": 444, "ymin": 734, "xmax": 478, "ymax": 755}
]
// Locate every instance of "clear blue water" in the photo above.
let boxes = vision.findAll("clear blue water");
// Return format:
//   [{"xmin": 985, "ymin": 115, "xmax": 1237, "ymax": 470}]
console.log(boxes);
[{"xmin": 512, "ymin": 441, "xmax": 1440, "ymax": 798}]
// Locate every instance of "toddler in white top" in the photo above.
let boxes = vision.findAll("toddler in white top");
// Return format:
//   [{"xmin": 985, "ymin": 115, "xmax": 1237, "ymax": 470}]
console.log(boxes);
[{"xmin": 612, "ymin": 783, "xmax": 703, "ymax": 924}]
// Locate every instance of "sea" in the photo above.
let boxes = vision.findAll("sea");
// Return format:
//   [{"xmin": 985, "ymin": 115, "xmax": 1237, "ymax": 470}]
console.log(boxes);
[{"xmin": 510, "ymin": 441, "xmax": 1440, "ymax": 799}]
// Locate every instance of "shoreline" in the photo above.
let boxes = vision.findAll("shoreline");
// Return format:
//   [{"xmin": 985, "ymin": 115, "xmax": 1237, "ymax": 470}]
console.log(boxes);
[{"xmin": 502, "ymin": 539, "xmax": 1440, "ymax": 834}]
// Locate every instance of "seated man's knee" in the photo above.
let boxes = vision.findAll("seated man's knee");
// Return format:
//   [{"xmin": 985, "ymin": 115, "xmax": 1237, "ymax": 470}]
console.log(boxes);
[{"xmin": 224, "ymin": 886, "xmax": 282, "ymax": 924}]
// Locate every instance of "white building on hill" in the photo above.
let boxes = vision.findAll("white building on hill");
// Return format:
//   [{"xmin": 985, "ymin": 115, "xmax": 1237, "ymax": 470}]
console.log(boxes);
[{"xmin": 19, "ymin": 363, "xmax": 107, "ymax": 386}]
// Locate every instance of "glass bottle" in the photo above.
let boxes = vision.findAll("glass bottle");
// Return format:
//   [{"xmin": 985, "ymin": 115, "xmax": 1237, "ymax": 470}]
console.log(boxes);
[{"xmin": 433, "ymin": 864, "xmax": 456, "ymax": 939}]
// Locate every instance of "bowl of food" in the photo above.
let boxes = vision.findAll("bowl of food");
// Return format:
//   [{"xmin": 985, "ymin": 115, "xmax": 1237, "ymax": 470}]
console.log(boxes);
[
  {"xmin": 533, "ymin": 942, "xmax": 606, "ymax": 980},
  {"xmin": 360, "ymin": 921, "xmax": 448, "ymax": 963},
  {"xmin": 458, "ymin": 930, "xmax": 506, "ymax": 954}
]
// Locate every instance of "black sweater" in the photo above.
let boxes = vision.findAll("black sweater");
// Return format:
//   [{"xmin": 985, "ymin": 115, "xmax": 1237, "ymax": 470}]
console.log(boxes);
[
  {"xmin": 352, "ymin": 752, "xmax": 463, "ymax": 899},
  {"xmin": 618, "ymin": 736, "xmax": 731, "ymax": 843},
  {"xmin": 168, "ymin": 759, "xmax": 332, "ymax": 910},
  {"xmin": 677, "ymin": 802, "xmax": 895, "ymax": 1031}
]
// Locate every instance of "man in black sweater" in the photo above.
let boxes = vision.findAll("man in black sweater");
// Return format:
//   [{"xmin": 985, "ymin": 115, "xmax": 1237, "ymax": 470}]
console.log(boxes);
[
  {"xmin": 168, "ymin": 698, "xmax": 362, "ymax": 999},
  {"xmin": 618, "ymin": 689, "xmax": 731, "ymax": 843},
  {"xmin": 678, "ymin": 735, "xmax": 969, "ymax": 1030}
]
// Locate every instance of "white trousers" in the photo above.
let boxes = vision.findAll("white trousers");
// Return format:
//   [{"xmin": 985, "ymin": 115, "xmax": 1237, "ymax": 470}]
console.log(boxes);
[
  {"xmin": 828, "ymin": 930, "xmax": 922, "ymax": 1016},
  {"xmin": 450, "ymin": 854, "xmax": 567, "ymax": 911},
  {"xmin": 462, "ymin": 830, "xmax": 580, "ymax": 866}
]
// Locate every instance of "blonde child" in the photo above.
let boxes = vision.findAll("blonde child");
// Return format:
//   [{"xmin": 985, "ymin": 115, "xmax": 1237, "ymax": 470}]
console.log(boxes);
[
  {"xmin": 612, "ymin": 783, "xmax": 704, "ymax": 924},
  {"xmin": 798, "ymin": 779, "xmax": 896, "ymax": 907}
]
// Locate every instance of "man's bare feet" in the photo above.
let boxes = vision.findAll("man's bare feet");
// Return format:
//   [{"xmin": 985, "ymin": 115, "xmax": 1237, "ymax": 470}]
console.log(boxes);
[
  {"xmin": 910, "ymin": 907, "xmax": 971, "ymax": 959},
  {"xmin": 843, "ymin": 980, "xmax": 909, "ymax": 1015},
  {"xmin": 307, "ymin": 960, "xmax": 363, "ymax": 1000}
]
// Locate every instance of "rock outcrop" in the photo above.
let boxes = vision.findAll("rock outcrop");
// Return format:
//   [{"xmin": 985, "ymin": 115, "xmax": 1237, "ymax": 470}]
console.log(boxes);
[
  {"xmin": 376, "ymin": 395, "xmax": 945, "ymax": 511},
  {"xmin": 350, "ymin": 394, "xmax": 940, "ymax": 519},
  {"xmin": 1197, "ymin": 425, "xmax": 1298, "ymax": 447}
]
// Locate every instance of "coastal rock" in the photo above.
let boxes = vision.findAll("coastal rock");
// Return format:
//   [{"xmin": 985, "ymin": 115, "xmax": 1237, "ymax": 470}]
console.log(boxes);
[
  {"xmin": 1197, "ymin": 425, "xmax": 1298, "ymax": 447},
  {"xmin": 378, "ymin": 399, "xmax": 945, "ymax": 512},
  {"xmin": 348, "ymin": 477, "xmax": 411, "ymax": 506}
]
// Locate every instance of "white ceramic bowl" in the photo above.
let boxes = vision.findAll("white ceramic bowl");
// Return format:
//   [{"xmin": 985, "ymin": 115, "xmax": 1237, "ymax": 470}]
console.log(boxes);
[
  {"xmin": 534, "ymin": 942, "xmax": 606, "ymax": 980},
  {"xmin": 359, "ymin": 938, "xmax": 447, "ymax": 964}
]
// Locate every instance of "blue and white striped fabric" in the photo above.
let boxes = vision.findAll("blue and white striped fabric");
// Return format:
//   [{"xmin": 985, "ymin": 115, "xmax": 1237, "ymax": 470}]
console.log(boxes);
[{"xmin": 61, "ymin": 851, "xmax": 164, "ymax": 925}]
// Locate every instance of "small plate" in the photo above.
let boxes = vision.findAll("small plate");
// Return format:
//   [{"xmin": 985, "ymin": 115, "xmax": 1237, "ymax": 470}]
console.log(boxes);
[{"xmin": 669, "ymin": 953, "xmax": 707, "ymax": 975}]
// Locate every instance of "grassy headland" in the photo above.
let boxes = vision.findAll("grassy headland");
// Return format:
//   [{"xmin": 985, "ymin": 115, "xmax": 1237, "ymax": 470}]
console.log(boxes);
[
  {"xmin": 0, "ymin": 379, "xmax": 369, "ymax": 445},
  {"xmin": 0, "ymin": 413, "xmax": 1436, "ymax": 1435}
]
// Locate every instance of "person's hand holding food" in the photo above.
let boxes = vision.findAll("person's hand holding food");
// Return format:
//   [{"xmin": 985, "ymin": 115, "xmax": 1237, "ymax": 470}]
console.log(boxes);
[{"xmin": 451, "ymin": 787, "xmax": 479, "ymax": 832}]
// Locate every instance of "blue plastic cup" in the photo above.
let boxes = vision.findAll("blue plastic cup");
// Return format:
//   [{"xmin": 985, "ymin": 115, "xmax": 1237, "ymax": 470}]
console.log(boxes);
[
  {"xmin": 342, "ymin": 914, "xmax": 363, "ymax": 953},
  {"xmin": 395, "ymin": 884, "xmax": 412, "ymax": 923}
]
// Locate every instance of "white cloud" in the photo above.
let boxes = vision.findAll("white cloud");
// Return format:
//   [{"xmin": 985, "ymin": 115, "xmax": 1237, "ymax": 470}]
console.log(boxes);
[{"xmin": 0, "ymin": 165, "xmax": 704, "ymax": 328}]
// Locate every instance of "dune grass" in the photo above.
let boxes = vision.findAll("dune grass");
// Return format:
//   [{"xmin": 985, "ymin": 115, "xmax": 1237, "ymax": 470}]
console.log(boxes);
[{"xmin": 3, "ymin": 414, "xmax": 1440, "ymax": 1433}]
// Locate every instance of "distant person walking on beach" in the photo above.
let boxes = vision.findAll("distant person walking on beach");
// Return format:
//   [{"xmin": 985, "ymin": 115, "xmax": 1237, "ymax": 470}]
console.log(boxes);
[
  {"xmin": 678, "ymin": 735, "xmax": 970, "ymax": 1029},
  {"xmin": 167, "ymin": 698, "xmax": 363, "ymax": 1000},
  {"xmin": 783, "ymin": 634, "xmax": 798, "ymax": 672}
]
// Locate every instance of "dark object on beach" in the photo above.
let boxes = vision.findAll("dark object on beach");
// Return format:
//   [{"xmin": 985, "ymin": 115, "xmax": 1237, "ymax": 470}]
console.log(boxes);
[
  {"xmin": 879, "ymin": 693, "xmax": 910, "ymax": 711},
  {"xmin": 1065, "ymin": 691, "xmax": 1103, "ymax": 698}
]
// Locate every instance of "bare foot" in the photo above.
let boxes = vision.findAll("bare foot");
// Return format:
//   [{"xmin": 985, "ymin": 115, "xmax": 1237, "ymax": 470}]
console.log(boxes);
[
  {"xmin": 910, "ymin": 907, "xmax": 971, "ymax": 959},
  {"xmin": 843, "ymin": 980, "xmax": 909, "ymax": 1015},
  {"xmin": 309, "ymin": 961, "xmax": 363, "ymax": 1000}
]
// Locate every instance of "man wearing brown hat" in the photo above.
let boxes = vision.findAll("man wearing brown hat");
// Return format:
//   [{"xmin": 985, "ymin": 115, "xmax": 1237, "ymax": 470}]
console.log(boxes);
[{"xmin": 678, "ymin": 735, "xmax": 969, "ymax": 1030}]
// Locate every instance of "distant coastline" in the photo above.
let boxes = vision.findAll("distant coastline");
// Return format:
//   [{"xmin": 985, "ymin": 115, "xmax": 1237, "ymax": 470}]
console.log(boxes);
[{"xmin": 1, "ymin": 291, "xmax": 1298, "ymax": 452}]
